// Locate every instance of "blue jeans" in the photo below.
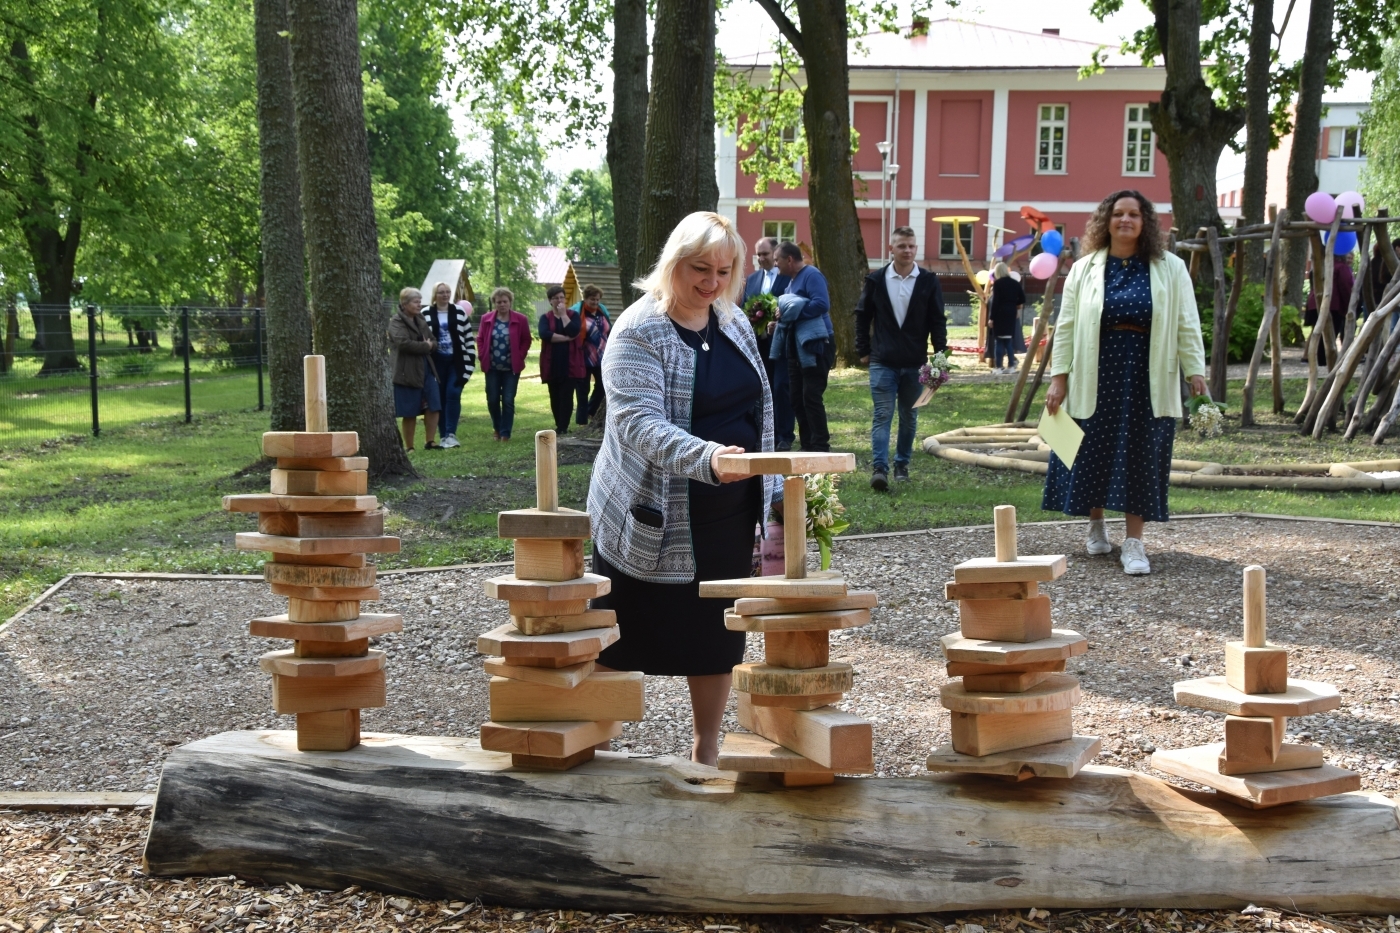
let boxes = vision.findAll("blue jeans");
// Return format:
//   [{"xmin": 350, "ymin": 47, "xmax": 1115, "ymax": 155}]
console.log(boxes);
[
  {"xmin": 433, "ymin": 351, "xmax": 463, "ymax": 436},
  {"xmin": 993, "ymin": 337, "xmax": 1017, "ymax": 370},
  {"xmin": 869, "ymin": 362, "xmax": 922, "ymax": 473},
  {"xmin": 485, "ymin": 369, "xmax": 519, "ymax": 439}
]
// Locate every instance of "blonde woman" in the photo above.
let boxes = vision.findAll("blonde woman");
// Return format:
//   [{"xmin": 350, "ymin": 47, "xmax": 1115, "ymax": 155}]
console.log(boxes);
[
  {"xmin": 587, "ymin": 212, "xmax": 779, "ymax": 766},
  {"xmin": 988, "ymin": 261, "xmax": 1025, "ymax": 373}
]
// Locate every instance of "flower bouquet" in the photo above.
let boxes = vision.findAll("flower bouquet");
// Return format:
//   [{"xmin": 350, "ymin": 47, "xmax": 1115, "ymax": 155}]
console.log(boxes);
[
  {"xmin": 1186, "ymin": 394, "xmax": 1225, "ymax": 438},
  {"xmin": 767, "ymin": 473, "xmax": 850, "ymax": 571},
  {"xmin": 913, "ymin": 350, "xmax": 952, "ymax": 408},
  {"xmin": 743, "ymin": 292, "xmax": 778, "ymax": 337}
]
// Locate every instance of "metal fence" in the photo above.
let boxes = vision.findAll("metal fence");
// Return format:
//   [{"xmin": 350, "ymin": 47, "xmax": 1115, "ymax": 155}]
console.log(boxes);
[{"xmin": 0, "ymin": 304, "xmax": 267, "ymax": 449}]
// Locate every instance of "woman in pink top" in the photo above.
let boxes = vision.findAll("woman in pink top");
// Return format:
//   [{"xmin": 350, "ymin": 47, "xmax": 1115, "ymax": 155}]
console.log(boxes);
[{"xmin": 477, "ymin": 287, "xmax": 533, "ymax": 441}]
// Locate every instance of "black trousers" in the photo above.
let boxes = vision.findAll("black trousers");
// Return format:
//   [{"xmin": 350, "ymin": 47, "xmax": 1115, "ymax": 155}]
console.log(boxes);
[
  {"xmin": 787, "ymin": 356, "xmax": 830, "ymax": 452},
  {"xmin": 546, "ymin": 378, "xmax": 576, "ymax": 432}
]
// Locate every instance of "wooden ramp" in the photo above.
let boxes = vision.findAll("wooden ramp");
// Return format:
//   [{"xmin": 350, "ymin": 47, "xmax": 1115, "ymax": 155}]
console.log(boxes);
[{"xmin": 143, "ymin": 730, "xmax": 1400, "ymax": 914}]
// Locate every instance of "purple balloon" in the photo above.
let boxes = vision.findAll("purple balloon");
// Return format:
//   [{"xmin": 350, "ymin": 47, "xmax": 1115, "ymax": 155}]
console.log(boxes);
[{"xmin": 1305, "ymin": 191, "xmax": 1338, "ymax": 224}]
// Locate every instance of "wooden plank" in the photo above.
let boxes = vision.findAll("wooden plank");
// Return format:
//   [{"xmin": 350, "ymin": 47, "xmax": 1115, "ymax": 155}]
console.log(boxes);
[
  {"xmin": 960, "ymin": 670, "xmax": 1055, "ymax": 693},
  {"xmin": 953, "ymin": 555, "xmax": 1067, "ymax": 583},
  {"xmin": 717, "ymin": 732, "xmax": 837, "ymax": 774},
  {"xmin": 270, "ymin": 469, "xmax": 368, "ymax": 496},
  {"xmin": 725, "ymin": 608, "xmax": 869, "ymax": 633},
  {"xmin": 270, "ymin": 582, "xmax": 382, "ymax": 602},
  {"xmin": 746, "ymin": 693, "xmax": 843, "ymax": 710},
  {"xmin": 699, "ymin": 576, "xmax": 849, "ymax": 599},
  {"xmin": 1224, "ymin": 642, "xmax": 1289, "ymax": 695},
  {"xmin": 259, "ymin": 510, "xmax": 386, "ymax": 539},
  {"xmin": 504, "ymin": 652, "xmax": 601, "ymax": 669},
  {"xmin": 275, "ymin": 456, "xmax": 368, "ymax": 472},
  {"xmin": 249, "ymin": 613, "xmax": 403, "ymax": 642},
  {"xmin": 287, "ymin": 598, "xmax": 359, "ymax": 622},
  {"xmin": 1173, "ymin": 677, "xmax": 1341, "ymax": 717},
  {"xmin": 731, "ymin": 591, "xmax": 879, "ymax": 616},
  {"xmin": 488, "ymin": 672, "xmax": 645, "ymax": 722},
  {"xmin": 958, "ymin": 595, "xmax": 1052, "ymax": 643},
  {"xmin": 944, "ymin": 580, "xmax": 1038, "ymax": 601},
  {"xmin": 514, "ymin": 539, "xmax": 586, "ymax": 582},
  {"xmin": 946, "ymin": 659, "xmax": 1065, "ymax": 677},
  {"xmin": 236, "ymin": 532, "xmax": 400, "ymax": 555},
  {"xmin": 950, "ymin": 709, "xmax": 1073, "ymax": 757},
  {"xmin": 484, "ymin": 573, "xmax": 611, "ymax": 601},
  {"xmin": 477, "ymin": 623, "xmax": 620, "ymax": 659},
  {"xmin": 926, "ymin": 736, "xmax": 1101, "ymax": 780},
  {"xmin": 764, "ymin": 630, "xmax": 829, "ymax": 669},
  {"xmin": 271, "ymin": 669, "xmax": 386, "ymax": 714},
  {"xmin": 144, "ymin": 730, "xmax": 1400, "ymax": 912},
  {"xmin": 715, "ymin": 452, "xmax": 857, "ymax": 475},
  {"xmin": 941, "ymin": 630, "xmax": 1088, "ymax": 665},
  {"xmin": 1219, "ymin": 742, "xmax": 1324, "ymax": 776},
  {"xmin": 513, "ymin": 609, "xmax": 616, "ymax": 636},
  {"xmin": 479, "ymin": 720, "xmax": 622, "ymax": 757},
  {"xmin": 736, "ymin": 692, "xmax": 873, "ymax": 772},
  {"xmin": 0, "ymin": 792, "xmax": 155, "ymax": 811},
  {"xmin": 259, "ymin": 649, "xmax": 385, "ymax": 678},
  {"xmin": 223, "ymin": 494, "xmax": 379, "ymax": 513},
  {"xmin": 261, "ymin": 431, "xmax": 358, "ymax": 458},
  {"xmin": 295, "ymin": 710, "xmax": 359, "ymax": 752},
  {"xmin": 940, "ymin": 674, "xmax": 1080, "ymax": 715},
  {"xmin": 264, "ymin": 563, "xmax": 378, "ymax": 589},
  {"xmin": 484, "ymin": 658, "xmax": 596, "ymax": 689},
  {"xmin": 1152, "ymin": 744, "xmax": 1360, "ymax": 808},
  {"xmin": 498, "ymin": 507, "xmax": 592, "ymax": 540},
  {"xmin": 732, "ymin": 662, "xmax": 853, "ymax": 696},
  {"xmin": 270, "ymin": 552, "xmax": 367, "ymax": 568}
]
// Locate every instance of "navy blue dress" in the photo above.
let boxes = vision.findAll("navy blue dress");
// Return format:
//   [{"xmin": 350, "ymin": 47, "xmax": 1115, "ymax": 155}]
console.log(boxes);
[{"xmin": 1043, "ymin": 255, "xmax": 1175, "ymax": 522}]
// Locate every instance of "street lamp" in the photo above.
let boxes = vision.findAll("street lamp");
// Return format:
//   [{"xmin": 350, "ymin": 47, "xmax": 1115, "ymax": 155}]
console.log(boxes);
[
  {"xmin": 876, "ymin": 141, "xmax": 892, "ymax": 257},
  {"xmin": 887, "ymin": 164, "xmax": 900, "ymax": 257}
]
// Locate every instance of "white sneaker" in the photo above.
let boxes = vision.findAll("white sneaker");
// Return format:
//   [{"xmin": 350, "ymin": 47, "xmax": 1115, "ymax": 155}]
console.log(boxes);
[
  {"xmin": 1086, "ymin": 520, "xmax": 1112, "ymax": 555},
  {"xmin": 440, "ymin": 434, "xmax": 460, "ymax": 448},
  {"xmin": 1120, "ymin": 537, "xmax": 1150, "ymax": 575}
]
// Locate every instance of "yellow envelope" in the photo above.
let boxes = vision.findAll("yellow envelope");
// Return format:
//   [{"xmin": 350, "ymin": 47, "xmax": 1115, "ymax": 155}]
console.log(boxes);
[{"xmin": 1037, "ymin": 404, "xmax": 1084, "ymax": 469}]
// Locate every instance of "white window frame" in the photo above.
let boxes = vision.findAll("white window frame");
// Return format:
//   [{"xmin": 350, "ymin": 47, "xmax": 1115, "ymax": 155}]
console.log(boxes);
[
  {"xmin": 763, "ymin": 220, "xmax": 797, "ymax": 243},
  {"xmin": 1035, "ymin": 103, "xmax": 1068, "ymax": 175},
  {"xmin": 1328, "ymin": 126, "xmax": 1364, "ymax": 160},
  {"xmin": 1123, "ymin": 104, "xmax": 1154, "ymax": 176},
  {"xmin": 938, "ymin": 222, "xmax": 973, "ymax": 259}
]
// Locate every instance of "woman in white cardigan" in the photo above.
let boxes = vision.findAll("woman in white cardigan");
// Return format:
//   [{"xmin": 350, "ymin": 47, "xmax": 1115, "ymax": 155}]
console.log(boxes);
[{"xmin": 1043, "ymin": 190, "xmax": 1207, "ymax": 575}]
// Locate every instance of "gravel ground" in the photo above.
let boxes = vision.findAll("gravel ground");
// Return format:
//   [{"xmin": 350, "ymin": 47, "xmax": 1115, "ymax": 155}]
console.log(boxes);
[{"xmin": 1, "ymin": 515, "xmax": 1398, "ymax": 795}]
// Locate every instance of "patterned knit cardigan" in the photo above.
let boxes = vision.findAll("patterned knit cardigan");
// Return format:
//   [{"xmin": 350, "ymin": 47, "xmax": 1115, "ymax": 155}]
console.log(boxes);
[{"xmin": 587, "ymin": 295, "xmax": 779, "ymax": 584}]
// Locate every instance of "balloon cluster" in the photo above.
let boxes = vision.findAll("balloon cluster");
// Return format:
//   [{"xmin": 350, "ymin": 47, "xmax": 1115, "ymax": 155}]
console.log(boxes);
[
  {"xmin": 1304, "ymin": 190, "xmax": 1364, "ymax": 254},
  {"xmin": 990, "ymin": 206, "xmax": 1064, "ymax": 280}
]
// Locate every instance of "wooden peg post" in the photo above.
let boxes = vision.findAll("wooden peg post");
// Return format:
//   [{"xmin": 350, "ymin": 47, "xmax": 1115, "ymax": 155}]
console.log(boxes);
[
  {"xmin": 1243, "ymin": 565, "xmax": 1266, "ymax": 647},
  {"xmin": 994, "ymin": 505, "xmax": 1017, "ymax": 563},
  {"xmin": 783, "ymin": 476, "xmax": 807, "ymax": 579},
  {"xmin": 304, "ymin": 355, "xmax": 328, "ymax": 432},
  {"xmin": 535, "ymin": 430, "xmax": 558, "ymax": 512}
]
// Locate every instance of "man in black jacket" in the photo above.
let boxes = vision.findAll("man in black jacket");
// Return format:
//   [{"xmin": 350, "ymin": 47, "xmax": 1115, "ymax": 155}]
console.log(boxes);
[{"xmin": 854, "ymin": 226, "xmax": 947, "ymax": 490}]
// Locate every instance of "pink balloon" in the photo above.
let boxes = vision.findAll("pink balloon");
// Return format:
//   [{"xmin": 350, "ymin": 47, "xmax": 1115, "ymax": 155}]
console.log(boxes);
[
  {"xmin": 1305, "ymin": 191, "xmax": 1338, "ymax": 224},
  {"xmin": 1336, "ymin": 190, "xmax": 1365, "ymax": 219},
  {"xmin": 1029, "ymin": 252, "xmax": 1059, "ymax": 279}
]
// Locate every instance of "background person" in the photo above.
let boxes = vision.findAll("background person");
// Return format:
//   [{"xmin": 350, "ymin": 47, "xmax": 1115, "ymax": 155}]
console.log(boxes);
[
  {"xmin": 854, "ymin": 226, "xmax": 946, "ymax": 490},
  {"xmin": 477, "ymin": 287, "xmax": 532, "ymax": 442},
  {"xmin": 771, "ymin": 241, "xmax": 834, "ymax": 452},
  {"xmin": 540, "ymin": 285, "xmax": 585, "ymax": 434},
  {"xmin": 1043, "ymin": 189, "xmax": 1206, "ymax": 576},
  {"xmin": 587, "ymin": 211, "xmax": 776, "ymax": 767},
  {"xmin": 388, "ymin": 287, "xmax": 442, "ymax": 451},
  {"xmin": 1305, "ymin": 250, "xmax": 1354, "ymax": 368},
  {"xmin": 425, "ymin": 282, "xmax": 477, "ymax": 448},
  {"xmin": 988, "ymin": 263, "xmax": 1026, "ymax": 374},
  {"xmin": 575, "ymin": 284, "xmax": 611, "ymax": 424},
  {"xmin": 743, "ymin": 236, "xmax": 795, "ymax": 450}
]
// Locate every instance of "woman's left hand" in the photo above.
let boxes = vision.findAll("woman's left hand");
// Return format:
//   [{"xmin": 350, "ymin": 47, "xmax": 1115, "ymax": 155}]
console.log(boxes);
[{"xmin": 1189, "ymin": 375, "xmax": 1208, "ymax": 398}]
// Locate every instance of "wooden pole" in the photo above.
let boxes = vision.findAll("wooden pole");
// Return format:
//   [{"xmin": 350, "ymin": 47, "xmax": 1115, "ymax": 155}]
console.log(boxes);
[
  {"xmin": 304, "ymin": 355, "xmax": 328, "ymax": 432},
  {"xmin": 1206, "ymin": 227, "xmax": 1229, "ymax": 401},
  {"xmin": 1312, "ymin": 282, "xmax": 1400, "ymax": 437},
  {"xmin": 1243, "ymin": 565, "xmax": 1266, "ymax": 647},
  {"xmin": 1296, "ymin": 216, "xmax": 1343, "ymax": 424},
  {"xmin": 993, "ymin": 505, "xmax": 1017, "ymax": 562},
  {"xmin": 783, "ymin": 475, "xmax": 806, "ymax": 579},
  {"xmin": 535, "ymin": 430, "xmax": 558, "ymax": 512},
  {"xmin": 1241, "ymin": 210, "xmax": 1287, "ymax": 426},
  {"xmin": 1015, "ymin": 328, "xmax": 1055, "ymax": 424}
]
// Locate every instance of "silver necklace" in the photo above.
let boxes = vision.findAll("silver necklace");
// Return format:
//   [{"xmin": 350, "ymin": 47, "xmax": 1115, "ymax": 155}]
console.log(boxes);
[{"xmin": 685, "ymin": 317, "xmax": 713, "ymax": 351}]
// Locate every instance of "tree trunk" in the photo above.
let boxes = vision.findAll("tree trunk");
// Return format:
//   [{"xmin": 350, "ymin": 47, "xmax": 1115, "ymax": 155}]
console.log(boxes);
[
  {"xmin": 1280, "ymin": 0, "xmax": 1336, "ymax": 311},
  {"xmin": 605, "ymin": 0, "xmax": 647, "ymax": 305},
  {"xmin": 633, "ymin": 0, "xmax": 718, "ymax": 280},
  {"xmin": 1239, "ymin": 0, "xmax": 1274, "ymax": 280},
  {"xmin": 287, "ymin": 0, "xmax": 412, "ymax": 476},
  {"xmin": 255, "ymin": 0, "xmax": 311, "ymax": 433},
  {"xmin": 792, "ymin": 0, "xmax": 867, "ymax": 365},
  {"xmin": 1149, "ymin": 0, "xmax": 1244, "ymax": 243}
]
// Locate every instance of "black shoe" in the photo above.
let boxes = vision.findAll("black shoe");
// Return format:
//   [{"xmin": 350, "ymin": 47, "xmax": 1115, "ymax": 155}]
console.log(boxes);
[
  {"xmin": 424, "ymin": 441, "xmax": 443, "ymax": 450},
  {"xmin": 870, "ymin": 470, "xmax": 888, "ymax": 492},
  {"xmin": 894, "ymin": 464, "xmax": 910, "ymax": 482},
  {"xmin": 774, "ymin": 441, "xmax": 792, "ymax": 452}
]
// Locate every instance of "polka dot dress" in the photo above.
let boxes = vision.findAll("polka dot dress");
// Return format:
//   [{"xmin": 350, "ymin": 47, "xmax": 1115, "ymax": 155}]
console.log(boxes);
[{"xmin": 1043, "ymin": 255, "xmax": 1175, "ymax": 523}]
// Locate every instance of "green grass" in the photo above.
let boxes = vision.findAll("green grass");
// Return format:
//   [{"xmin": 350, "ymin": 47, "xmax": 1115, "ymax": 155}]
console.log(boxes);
[{"xmin": 3, "ymin": 358, "xmax": 1399, "ymax": 623}]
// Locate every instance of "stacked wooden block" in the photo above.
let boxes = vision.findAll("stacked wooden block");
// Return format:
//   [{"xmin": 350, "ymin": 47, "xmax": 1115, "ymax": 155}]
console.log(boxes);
[
  {"xmin": 926, "ymin": 506, "xmax": 1101, "ymax": 780},
  {"xmin": 701, "ymin": 452, "xmax": 875, "ymax": 787},
  {"xmin": 222, "ymin": 356, "xmax": 402, "ymax": 751},
  {"xmin": 1152, "ymin": 566, "xmax": 1361, "ymax": 808},
  {"xmin": 476, "ymin": 431, "xmax": 643, "ymax": 770}
]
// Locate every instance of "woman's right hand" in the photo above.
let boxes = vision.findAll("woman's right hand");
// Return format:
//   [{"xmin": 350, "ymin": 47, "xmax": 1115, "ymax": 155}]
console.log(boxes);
[
  {"xmin": 710, "ymin": 445, "xmax": 752, "ymax": 483},
  {"xmin": 1045, "ymin": 374, "xmax": 1069, "ymax": 415}
]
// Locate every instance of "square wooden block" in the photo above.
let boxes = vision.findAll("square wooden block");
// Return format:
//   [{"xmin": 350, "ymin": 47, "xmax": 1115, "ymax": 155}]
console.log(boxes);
[
  {"xmin": 295, "ymin": 709, "xmax": 360, "ymax": 752},
  {"xmin": 479, "ymin": 719, "xmax": 622, "ymax": 757},
  {"xmin": 488, "ymin": 671, "xmax": 645, "ymax": 722},
  {"xmin": 509, "ymin": 598, "xmax": 590, "ymax": 618},
  {"xmin": 272, "ymin": 669, "xmax": 386, "ymax": 715},
  {"xmin": 294, "ymin": 638, "xmax": 370, "ymax": 658},
  {"xmin": 950, "ymin": 708, "xmax": 1073, "ymax": 757},
  {"xmin": 1222, "ymin": 715, "xmax": 1284, "ymax": 768},
  {"xmin": 960, "ymin": 670, "xmax": 1055, "ymax": 693},
  {"xmin": 958, "ymin": 595, "xmax": 1053, "ymax": 643},
  {"xmin": 763, "ymin": 630, "xmax": 829, "ymax": 669},
  {"xmin": 944, "ymin": 580, "xmax": 1038, "ymax": 601},
  {"xmin": 270, "ymin": 469, "xmax": 368, "ymax": 497},
  {"xmin": 498, "ymin": 507, "xmax": 591, "ymax": 540},
  {"xmin": 512, "ymin": 609, "xmax": 616, "ymax": 636},
  {"xmin": 735, "ymin": 693, "xmax": 873, "ymax": 772},
  {"xmin": 261, "ymin": 431, "xmax": 358, "ymax": 459},
  {"xmin": 717, "ymin": 732, "xmax": 837, "ymax": 777},
  {"xmin": 513, "ymin": 538, "xmax": 585, "ymax": 582},
  {"xmin": 1225, "ymin": 642, "xmax": 1289, "ymax": 695}
]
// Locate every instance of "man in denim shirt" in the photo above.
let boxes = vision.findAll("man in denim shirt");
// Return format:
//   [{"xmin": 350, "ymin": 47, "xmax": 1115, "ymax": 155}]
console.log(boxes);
[{"xmin": 773, "ymin": 241, "xmax": 834, "ymax": 452}]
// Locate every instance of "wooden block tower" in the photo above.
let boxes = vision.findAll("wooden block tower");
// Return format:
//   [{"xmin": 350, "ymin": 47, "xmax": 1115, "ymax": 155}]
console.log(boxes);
[
  {"xmin": 222, "ymin": 355, "xmax": 403, "ymax": 751},
  {"xmin": 476, "ymin": 430, "xmax": 644, "ymax": 770},
  {"xmin": 1151, "ymin": 566, "xmax": 1361, "ymax": 808},
  {"xmin": 926, "ymin": 506, "xmax": 1101, "ymax": 780},
  {"xmin": 699, "ymin": 453, "xmax": 876, "ymax": 787}
]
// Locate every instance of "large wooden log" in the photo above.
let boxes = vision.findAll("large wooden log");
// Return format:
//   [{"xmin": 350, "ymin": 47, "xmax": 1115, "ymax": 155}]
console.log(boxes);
[{"xmin": 144, "ymin": 731, "xmax": 1400, "ymax": 912}]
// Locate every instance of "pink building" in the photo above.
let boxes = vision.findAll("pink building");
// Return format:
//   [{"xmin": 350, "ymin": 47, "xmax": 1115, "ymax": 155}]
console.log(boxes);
[{"xmin": 718, "ymin": 20, "xmax": 1172, "ymax": 279}]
